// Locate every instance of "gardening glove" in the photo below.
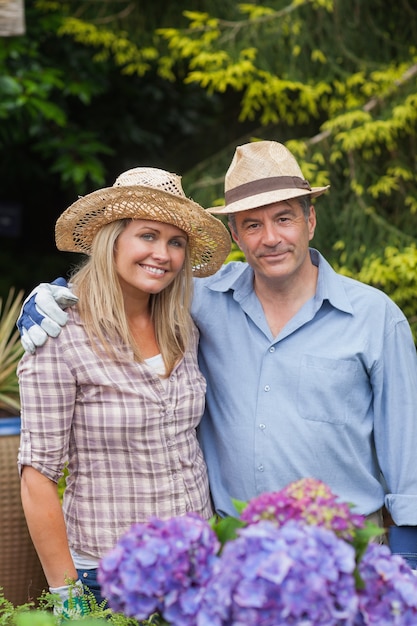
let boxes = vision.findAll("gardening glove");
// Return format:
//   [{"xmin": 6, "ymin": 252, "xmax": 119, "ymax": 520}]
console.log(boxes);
[
  {"xmin": 389, "ymin": 526, "xmax": 417, "ymax": 572},
  {"xmin": 16, "ymin": 277, "xmax": 78, "ymax": 354},
  {"xmin": 50, "ymin": 579, "xmax": 89, "ymax": 621}
]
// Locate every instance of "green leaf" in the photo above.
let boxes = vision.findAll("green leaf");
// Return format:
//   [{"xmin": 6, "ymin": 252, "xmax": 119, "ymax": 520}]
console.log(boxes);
[
  {"xmin": 352, "ymin": 522, "xmax": 386, "ymax": 563},
  {"xmin": 15, "ymin": 612, "xmax": 56, "ymax": 625},
  {"xmin": 231, "ymin": 498, "xmax": 248, "ymax": 515},
  {"xmin": 210, "ymin": 515, "xmax": 245, "ymax": 546}
]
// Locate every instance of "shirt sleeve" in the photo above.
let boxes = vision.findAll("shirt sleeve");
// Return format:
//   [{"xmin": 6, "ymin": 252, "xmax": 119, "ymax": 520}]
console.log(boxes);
[
  {"xmin": 373, "ymin": 315, "xmax": 417, "ymax": 525},
  {"xmin": 17, "ymin": 331, "xmax": 76, "ymax": 483}
]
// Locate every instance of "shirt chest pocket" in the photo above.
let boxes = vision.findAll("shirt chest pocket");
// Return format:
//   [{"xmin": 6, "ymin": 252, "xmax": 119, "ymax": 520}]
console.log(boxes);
[{"xmin": 297, "ymin": 355, "xmax": 361, "ymax": 425}]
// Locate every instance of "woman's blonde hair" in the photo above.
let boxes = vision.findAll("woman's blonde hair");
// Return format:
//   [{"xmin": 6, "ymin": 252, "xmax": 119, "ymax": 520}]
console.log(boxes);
[{"xmin": 70, "ymin": 219, "xmax": 193, "ymax": 375}]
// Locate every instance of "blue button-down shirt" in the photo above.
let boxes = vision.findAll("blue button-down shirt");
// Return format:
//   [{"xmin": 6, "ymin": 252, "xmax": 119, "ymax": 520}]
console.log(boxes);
[{"xmin": 192, "ymin": 249, "xmax": 417, "ymax": 524}]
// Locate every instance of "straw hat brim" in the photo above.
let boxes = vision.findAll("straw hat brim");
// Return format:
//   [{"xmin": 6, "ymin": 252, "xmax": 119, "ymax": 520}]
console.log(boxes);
[
  {"xmin": 208, "ymin": 184, "xmax": 330, "ymax": 215},
  {"xmin": 55, "ymin": 185, "xmax": 231, "ymax": 278}
]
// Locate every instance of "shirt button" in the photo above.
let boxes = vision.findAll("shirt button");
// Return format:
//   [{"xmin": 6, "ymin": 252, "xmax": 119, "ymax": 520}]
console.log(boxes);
[
  {"xmin": 269, "ymin": 347, "xmax": 275, "ymax": 353},
  {"xmin": 259, "ymin": 423, "xmax": 266, "ymax": 430},
  {"xmin": 167, "ymin": 439, "xmax": 175, "ymax": 447},
  {"xmin": 264, "ymin": 385, "xmax": 270, "ymax": 392},
  {"xmin": 257, "ymin": 464, "xmax": 264, "ymax": 472}
]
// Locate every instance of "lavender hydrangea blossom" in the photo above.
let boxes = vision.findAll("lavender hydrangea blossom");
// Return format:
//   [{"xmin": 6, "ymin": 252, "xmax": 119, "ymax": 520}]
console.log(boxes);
[
  {"xmin": 197, "ymin": 520, "xmax": 358, "ymax": 626},
  {"xmin": 98, "ymin": 513, "xmax": 220, "ymax": 625},
  {"xmin": 354, "ymin": 542, "xmax": 417, "ymax": 625},
  {"xmin": 240, "ymin": 478, "xmax": 364, "ymax": 540},
  {"xmin": 96, "ymin": 479, "xmax": 417, "ymax": 626}
]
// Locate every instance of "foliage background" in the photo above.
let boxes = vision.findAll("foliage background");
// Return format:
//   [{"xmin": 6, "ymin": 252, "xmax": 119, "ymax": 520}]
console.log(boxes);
[{"xmin": 1, "ymin": 0, "xmax": 417, "ymax": 336}]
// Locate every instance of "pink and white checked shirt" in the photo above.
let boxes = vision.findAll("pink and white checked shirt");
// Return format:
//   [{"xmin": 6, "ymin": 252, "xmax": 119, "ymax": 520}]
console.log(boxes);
[{"xmin": 18, "ymin": 307, "xmax": 212, "ymax": 558}]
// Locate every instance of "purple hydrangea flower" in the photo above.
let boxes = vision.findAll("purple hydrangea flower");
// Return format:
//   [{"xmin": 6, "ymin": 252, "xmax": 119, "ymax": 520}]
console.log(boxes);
[
  {"xmin": 240, "ymin": 478, "xmax": 364, "ymax": 540},
  {"xmin": 98, "ymin": 513, "xmax": 220, "ymax": 625},
  {"xmin": 197, "ymin": 520, "xmax": 358, "ymax": 626},
  {"xmin": 354, "ymin": 542, "xmax": 417, "ymax": 625}
]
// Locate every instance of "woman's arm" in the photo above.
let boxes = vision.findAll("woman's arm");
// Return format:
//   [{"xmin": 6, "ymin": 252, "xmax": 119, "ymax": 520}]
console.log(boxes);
[{"xmin": 21, "ymin": 465, "xmax": 78, "ymax": 587}]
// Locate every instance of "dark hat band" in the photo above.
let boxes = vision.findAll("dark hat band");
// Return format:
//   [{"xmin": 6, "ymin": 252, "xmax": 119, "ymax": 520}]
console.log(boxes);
[{"xmin": 225, "ymin": 176, "xmax": 311, "ymax": 205}]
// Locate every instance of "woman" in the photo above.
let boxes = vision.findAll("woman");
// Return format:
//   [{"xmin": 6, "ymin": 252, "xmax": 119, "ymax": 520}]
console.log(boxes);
[{"xmin": 17, "ymin": 167, "xmax": 231, "ymax": 613}]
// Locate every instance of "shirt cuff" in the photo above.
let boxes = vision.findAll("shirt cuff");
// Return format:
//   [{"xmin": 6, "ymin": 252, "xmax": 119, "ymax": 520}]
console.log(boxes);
[{"xmin": 385, "ymin": 494, "xmax": 417, "ymax": 525}]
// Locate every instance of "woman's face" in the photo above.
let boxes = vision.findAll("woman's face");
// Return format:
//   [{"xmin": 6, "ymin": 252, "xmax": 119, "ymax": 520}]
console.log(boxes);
[{"xmin": 114, "ymin": 219, "xmax": 188, "ymax": 298}]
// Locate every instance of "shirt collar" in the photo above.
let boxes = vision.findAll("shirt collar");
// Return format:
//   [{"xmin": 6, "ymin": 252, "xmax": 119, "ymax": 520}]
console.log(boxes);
[
  {"xmin": 311, "ymin": 249, "xmax": 353, "ymax": 315},
  {"xmin": 203, "ymin": 260, "xmax": 254, "ymax": 296},
  {"xmin": 205, "ymin": 248, "xmax": 353, "ymax": 315}
]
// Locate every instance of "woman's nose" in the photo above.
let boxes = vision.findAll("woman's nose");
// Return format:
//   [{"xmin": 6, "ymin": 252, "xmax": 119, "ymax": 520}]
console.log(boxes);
[{"xmin": 152, "ymin": 240, "xmax": 170, "ymax": 260}]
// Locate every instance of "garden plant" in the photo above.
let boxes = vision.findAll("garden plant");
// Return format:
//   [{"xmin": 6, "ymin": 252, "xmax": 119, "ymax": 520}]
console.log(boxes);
[
  {"xmin": 2, "ymin": 478, "xmax": 417, "ymax": 624},
  {"xmin": 0, "ymin": 288, "xmax": 23, "ymax": 415}
]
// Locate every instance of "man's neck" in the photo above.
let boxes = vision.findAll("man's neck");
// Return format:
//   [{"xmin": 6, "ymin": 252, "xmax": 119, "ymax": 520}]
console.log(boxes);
[{"xmin": 253, "ymin": 262, "xmax": 318, "ymax": 337}]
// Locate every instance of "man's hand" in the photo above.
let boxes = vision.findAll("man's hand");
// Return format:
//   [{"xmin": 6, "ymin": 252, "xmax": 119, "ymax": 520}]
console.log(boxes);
[{"xmin": 17, "ymin": 278, "xmax": 78, "ymax": 354}]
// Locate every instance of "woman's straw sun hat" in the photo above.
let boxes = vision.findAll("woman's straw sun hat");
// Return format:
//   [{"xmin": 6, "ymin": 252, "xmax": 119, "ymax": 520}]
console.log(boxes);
[{"xmin": 55, "ymin": 167, "xmax": 231, "ymax": 277}]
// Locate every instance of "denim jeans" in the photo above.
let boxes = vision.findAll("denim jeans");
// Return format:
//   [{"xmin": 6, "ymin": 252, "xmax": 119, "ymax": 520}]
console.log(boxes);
[{"xmin": 77, "ymin": 568, "xmax": 106, "ymax": 606}]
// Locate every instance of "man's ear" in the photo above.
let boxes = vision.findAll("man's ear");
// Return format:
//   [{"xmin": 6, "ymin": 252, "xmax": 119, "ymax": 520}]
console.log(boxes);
[
  {"xmin": 228, "ymin": 220, "xmax": 239, "ymax": 246},
  {"xmin": 308, "ymin": 206, "xmax": 317, "ymax": 241}
]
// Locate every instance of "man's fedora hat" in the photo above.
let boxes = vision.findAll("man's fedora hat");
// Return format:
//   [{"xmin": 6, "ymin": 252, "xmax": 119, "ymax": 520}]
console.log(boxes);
[
  {"xmin": 209, "ymin": 140, "xmax": 329, "ymax": 215},
  {"xmin": 55, "ymin": 167, "xmax": 231, "ymax": 277}
]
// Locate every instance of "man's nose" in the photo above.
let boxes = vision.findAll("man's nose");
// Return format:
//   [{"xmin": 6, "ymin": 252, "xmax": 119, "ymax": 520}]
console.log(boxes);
[{"xmin": 262, "ymin": 222, "xmax": 281, "ymax": 246}]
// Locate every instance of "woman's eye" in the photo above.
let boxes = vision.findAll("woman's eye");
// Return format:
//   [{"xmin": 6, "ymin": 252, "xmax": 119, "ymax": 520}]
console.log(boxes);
[
  {"xmin": 170, "ymin": 239, "xmax": 186, "ymax": 248},
  {"xmin": 141, "ymin": 233, "xmax": 155, "ymax": 241}
]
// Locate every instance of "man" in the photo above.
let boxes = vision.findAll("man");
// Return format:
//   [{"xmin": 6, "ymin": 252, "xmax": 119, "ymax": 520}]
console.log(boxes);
[{"xmin": 18, "ymin": 140, "xmax": 417, "ymax": 567}]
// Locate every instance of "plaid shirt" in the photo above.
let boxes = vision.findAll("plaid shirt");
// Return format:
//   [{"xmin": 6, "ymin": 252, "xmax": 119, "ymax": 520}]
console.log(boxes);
[{"xmin": 18, "ymin": 308, "xmax": 212, "ymax": 558}]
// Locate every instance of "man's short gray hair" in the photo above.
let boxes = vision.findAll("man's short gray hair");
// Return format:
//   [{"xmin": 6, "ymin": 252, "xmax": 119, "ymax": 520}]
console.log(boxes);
[{"xmin": 299, "ymin": 195, "xmax": 312, "ymax": 220}]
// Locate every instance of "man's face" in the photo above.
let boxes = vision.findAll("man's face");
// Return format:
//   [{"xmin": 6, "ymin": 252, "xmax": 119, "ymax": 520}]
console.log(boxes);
[{"xmin": 230, "ymin": 199, "xmax": 316, "ymax": 284}]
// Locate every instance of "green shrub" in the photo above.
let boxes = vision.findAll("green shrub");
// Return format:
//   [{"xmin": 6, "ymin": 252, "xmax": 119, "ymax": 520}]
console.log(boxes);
[
  {"xmin": 0, "ymin": 588, "xmax": 156, "ymax": 626},
  {"xmin": 336, "ymin": 245, "xmax": 417, "ymax": 342}
]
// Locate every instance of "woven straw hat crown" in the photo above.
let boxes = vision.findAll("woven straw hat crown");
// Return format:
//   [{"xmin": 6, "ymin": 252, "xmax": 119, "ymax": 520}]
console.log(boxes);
[
  {"xmin": 209, "ymin": 141, "xmax": 329, "ymax": 214},
  {"xmin": 55, "ymin": 167, "xmax": 231, "ymax": 277}
]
